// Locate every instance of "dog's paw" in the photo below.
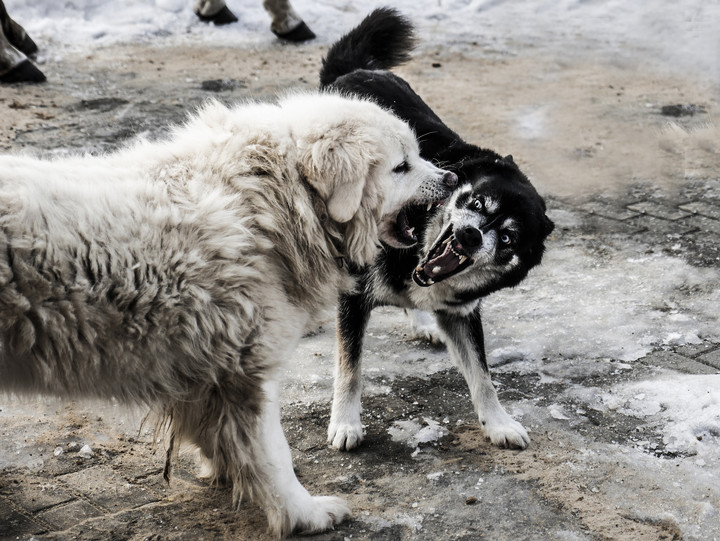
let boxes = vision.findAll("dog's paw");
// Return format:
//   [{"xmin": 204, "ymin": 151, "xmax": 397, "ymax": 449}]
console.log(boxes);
[
  {"xmin": 290, "ymin": 496, "xmax": 351, "ymax": 535},
  {"xmin": 483, "ymin": 415, "xmax": 530, "ymax": 449},
  {"xmin": 328, "ymin": 420, "xmax": 364, "ymax": 451}
]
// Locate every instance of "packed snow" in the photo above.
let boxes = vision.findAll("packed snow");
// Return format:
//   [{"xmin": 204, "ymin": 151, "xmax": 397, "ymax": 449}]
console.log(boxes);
[{"xmin": 5, "ymin": 0, "xmax": 719, "ymax": 80}]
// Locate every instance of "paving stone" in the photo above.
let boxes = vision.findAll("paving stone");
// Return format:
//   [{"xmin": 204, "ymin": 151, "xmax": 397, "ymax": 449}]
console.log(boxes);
[
  {"xmin": 697, "ymin": 348, "xmax": 720, "ymax": 370},
  {"xmin": 679, "ymin": 201, "xmax": 720, "ymax": 220},
  {"xmin": 674, "ymin": 341, "xmax": 720, "ymax": 358},
  {"xmin": 578, "ymin": 201, "xmax": 640, "ymax": 221},
  {"xmin": 58, "ymin": 465, "xmax": 164, "ymax": 512},
  {"xmin": 2, "ymin": 476, "xmax": 75, "ymax": 512},
  {"xmin": 626, "ymin": 201, "xmax": 693, "ymax": 221},
  {"xmin": 35, "ymin": 499, "xmax": 103, "ymax": 531},
  {"xmin": 639, "ymin": 351, "xmax": 719, "ymax": 375},
  {"xmin": 680, "ymin": 214, "xmax": 720, "ymax": 235},
  {"xmin": 625, "ymin": 214, "xmax": 698, "ymax": 236},
  {"xmin": 0, "ymin": 505, "xmax": 48, "ymax": 537}
]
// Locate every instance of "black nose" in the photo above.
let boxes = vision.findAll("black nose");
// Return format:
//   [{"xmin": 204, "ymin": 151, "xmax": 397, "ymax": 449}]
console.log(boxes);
[
  {"xmin": 443, "ymin": 171, "xmax": 458, "ymax": 188},
  {"xmin": 455, "ymin": 226, "xmax": 483, "ymax": 252}
]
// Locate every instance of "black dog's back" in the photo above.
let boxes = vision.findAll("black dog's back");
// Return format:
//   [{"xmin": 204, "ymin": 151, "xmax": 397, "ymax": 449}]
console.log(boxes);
[
  {"xmin": 320, "ymin": 8, "xmax": 501, "ymax": 181},
  {"xmin": 320, "ymin": 7, "xmax": 415, "ymax": 87}
]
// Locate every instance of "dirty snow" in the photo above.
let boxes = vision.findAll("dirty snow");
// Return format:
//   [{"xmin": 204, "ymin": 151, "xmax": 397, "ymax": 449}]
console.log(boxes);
[
  {"xmin": 388, "ymin": 417, "xmax": 450, "ymax": 448},
  {"xmin": 484, "ymin": 233, "xmax": 720, "ymax": 364},
  {"xmin": 6, "ymin": 0, "xmax": 719, "ymax": 79},
  {"xmin": 602, "ymin": 375, "xmax": 720, "ymax": 459}
]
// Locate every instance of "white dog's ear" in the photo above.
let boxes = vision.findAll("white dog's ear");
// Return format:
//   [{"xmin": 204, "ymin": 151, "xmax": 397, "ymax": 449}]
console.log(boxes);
[{"xmin": 298, "ymin": 134, "xmax": 372, "ymax": 223}]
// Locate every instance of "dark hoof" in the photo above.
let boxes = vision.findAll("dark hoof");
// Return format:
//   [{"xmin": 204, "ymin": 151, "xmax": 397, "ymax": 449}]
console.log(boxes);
[
  {"xmin": 196, "ymin": 5, "xmax": 238, "ymax": 26},
  {"xmin": 0, "ymin": 59, "xmax": 46, "ymax": 84},
  {"xmin": 273, "ymin": 21, "xmax": 316, "ymax": 42},
  {"xmin": 18, "ymin": 33, "xmax": 38, "ymax": 56}
]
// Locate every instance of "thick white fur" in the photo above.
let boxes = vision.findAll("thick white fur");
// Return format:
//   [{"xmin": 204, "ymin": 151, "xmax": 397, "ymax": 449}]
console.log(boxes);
[{"xmin": 0, "ymin": 92, "xmax": 450, "ymax": 538}]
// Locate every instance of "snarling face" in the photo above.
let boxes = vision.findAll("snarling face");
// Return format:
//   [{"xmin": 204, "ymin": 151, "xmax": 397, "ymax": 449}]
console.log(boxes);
[{"xmin": 412, "ymin": 162, "xmax": 554, "ymax": 296}]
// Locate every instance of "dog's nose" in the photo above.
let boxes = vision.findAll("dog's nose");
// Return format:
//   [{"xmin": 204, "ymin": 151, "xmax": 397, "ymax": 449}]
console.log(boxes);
[
  {"xmin": 455, "ymin": 226, "xmax": 483, "ymax": 252},
  {"xmin": 442, "ymin": 171, "xmax": 458, "ymax": 188}
]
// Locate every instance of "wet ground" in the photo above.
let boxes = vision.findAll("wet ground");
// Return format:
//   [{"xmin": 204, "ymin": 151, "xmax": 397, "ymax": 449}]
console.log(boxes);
[{"xmin": 1, "ymin": 40, "xmax": 719, "ymax": 540}]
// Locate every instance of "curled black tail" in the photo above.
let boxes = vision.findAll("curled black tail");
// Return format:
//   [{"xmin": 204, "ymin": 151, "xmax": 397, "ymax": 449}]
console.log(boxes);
[{"xmin": 320, "ymin": 7, "xmax": 415, "ymax": 88}]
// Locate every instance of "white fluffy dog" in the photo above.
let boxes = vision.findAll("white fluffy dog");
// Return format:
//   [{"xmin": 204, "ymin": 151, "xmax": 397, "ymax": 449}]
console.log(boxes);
[{"xmin": 0, "ymin": 92, "xmax": 457, "ymax": 537}]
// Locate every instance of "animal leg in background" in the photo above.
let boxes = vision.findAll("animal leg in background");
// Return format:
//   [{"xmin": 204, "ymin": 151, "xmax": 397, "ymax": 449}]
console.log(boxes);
[
  {"xmin": 193, "ymin": 0, "xmax": 315, "ymax": 41},
  {"xmin": 0, "ymin": 0, "xmax": 44, "ymax": 83}
]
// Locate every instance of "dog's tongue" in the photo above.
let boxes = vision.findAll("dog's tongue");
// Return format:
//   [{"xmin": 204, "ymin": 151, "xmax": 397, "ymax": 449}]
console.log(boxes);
[{"xmin": 422, "ymin": 239, "xmax": 463, "ymax": 278}]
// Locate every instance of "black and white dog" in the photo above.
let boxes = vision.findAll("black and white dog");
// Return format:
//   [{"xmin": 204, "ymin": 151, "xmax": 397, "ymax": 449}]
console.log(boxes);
[{"xmin": 320, "ymin": 8, "xmax": 554, "ymax": 451}]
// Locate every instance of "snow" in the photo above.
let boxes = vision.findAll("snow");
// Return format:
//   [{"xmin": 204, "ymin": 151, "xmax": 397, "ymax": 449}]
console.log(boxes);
[
  {"xmin": 602, "ymin": 375, "xmax": 720, "ymax": 459},
  {"xmin": 484, "ymin": 232, "xmax": 720, "ymax": 363},
  {"xmin": 388, "ymin": 417, "xmax": 449, "ymax": 448},
  {"xmin": 5, "ymin": 0, "xmax": 719, "ymax": 80}
]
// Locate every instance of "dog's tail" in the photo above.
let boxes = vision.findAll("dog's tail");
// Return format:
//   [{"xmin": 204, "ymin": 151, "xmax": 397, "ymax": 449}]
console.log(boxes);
[{"xmin": 319, "ymin": 7, "xmax": 415, "ymax": 88}]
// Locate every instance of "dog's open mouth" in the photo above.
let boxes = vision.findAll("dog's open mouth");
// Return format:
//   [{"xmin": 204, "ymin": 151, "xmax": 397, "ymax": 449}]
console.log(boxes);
[
  {"xmin": 391, "ymin": 202, "xmax": 444, "ymax": 247},
  {"xmin": 412, "ymin": 225, "xmax": 474, "ymax": 286}
]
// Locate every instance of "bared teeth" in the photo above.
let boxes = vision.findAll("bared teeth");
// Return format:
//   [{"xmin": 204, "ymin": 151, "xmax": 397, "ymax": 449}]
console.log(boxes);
[
  {"xmin": 426, "ymin": 202, "xmax": 433, "ymax": 212},
  {"xmin": 442, "ymin": 236, "xmax": 452, "ymax": 246},
  {"xmin": 459, "ymin": 255, "xmax": 467, "ymax": 264},
  {"xmin": 427, "ymin": 278, "xmax": 435, "ymax": 285}
]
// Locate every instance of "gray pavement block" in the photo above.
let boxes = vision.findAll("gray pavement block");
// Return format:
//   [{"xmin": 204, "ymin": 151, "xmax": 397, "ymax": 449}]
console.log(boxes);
[
  {"xmin": 639, "ymin": 350, "xmax": 719, "ymax": 375},
  {"xmin": 679, "ymin": 201, "xmax": 720, "ymax": 220},
  {"xmin": 626, "ymin": 200, "xmax": 693, "ymax": 221},
  {"xmin": 35, "ymin": 498, "xmax": 103, "ymax": 531},
  {"xmin": 57, "ymin": 464, "xmax": 164, "ymax": 511},
  {"xmin": 697, "ymin": 348, "xmax": 720, "ymax": 370},
  {"xmin": 2, "ymin": 475, "xmax": 75, "ymax": 513},
  {"xmin": 681, "ymin": 214, "xmax": 720, "ymax": 235},
  {"xmin": 577, "ymin": 200, "xmax": 640, "ymax": 221},
  {"xmin": 625, "ymin": 214, "xmax": 698, "ymax": 236},
  {"xmin": 0, "ymin": 505, "xmax": 48, "ymax": 538},
  {"xmin": 674, "ymin": 341, "xmax": 720, "ymax": 358}
]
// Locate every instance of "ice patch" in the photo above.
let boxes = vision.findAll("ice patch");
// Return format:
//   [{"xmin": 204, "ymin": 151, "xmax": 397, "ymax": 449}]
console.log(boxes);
[
  {"xmin": 602, "ymin": 375, "xmax": 720, "ymax": 457},
  {"xmin": 484, "ymin": 243, "xmax": 720, "ymax": 364},
  {"xmin": 389, "ymin": 418, "xmax": 449, "ymax": 448}
]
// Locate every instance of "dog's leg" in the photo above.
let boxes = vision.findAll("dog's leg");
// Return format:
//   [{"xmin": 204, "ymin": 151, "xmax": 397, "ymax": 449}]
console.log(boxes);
[
  {"xmin": 328, "ymin": 292, "xmax": 372, "ymax": 450},
  {"xmin": 436, "ymin": 308, "xmax": 530, "ymax": 449},
  {"xmin": 404, "ymin": 308, "xmax": 444, "ymax": 345},
  {"xmin": 260, "ymin": 377, "xmax": 350, "ymax": 536}
]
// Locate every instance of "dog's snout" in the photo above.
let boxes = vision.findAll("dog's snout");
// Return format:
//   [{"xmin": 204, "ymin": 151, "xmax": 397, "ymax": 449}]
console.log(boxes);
[
  {"xmin": 455, "ymin": 226, "xmax": 483, "ymax": 252},
  {"xmin": 443, "ymin": 171, "xmax": 458, "ymax": 188}
]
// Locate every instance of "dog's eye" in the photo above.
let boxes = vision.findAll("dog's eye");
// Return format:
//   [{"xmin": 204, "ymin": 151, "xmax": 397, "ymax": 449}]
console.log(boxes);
[
  {"xmin": 471, "ymin": 198, "xmax": 483, "ymax": 212},
  {"xmin": 500, "ymin": 233, "xmax": 512, "ymax": 245},
  {"xmin": 393, "ymin": 161, "xmax": 410, "ymax": 174}
]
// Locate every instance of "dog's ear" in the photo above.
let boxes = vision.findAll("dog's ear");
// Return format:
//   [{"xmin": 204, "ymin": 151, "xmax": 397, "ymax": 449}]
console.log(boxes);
[{"xmin": 298, "ymin": 135, "xmax": 372, "ymax": 223}]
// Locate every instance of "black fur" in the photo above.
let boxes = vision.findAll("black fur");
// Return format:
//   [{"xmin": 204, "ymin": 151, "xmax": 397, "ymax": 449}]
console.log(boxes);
[{"xmin": 322, "ymin": 8, "xmax": 554, "ymax": 450}]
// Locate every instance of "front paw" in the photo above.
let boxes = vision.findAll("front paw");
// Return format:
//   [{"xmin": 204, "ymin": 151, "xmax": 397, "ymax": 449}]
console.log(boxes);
[
  {"xmin": 292, "ymin": 496, "xmax": 351, "ymax": 535},
  {"xmin": 328, "ymin": 420, "xmax": 364, "ymax": 451},
  {"xmin": 483, "ymin": 415, "xmax": 530, "ymax": 450}
]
